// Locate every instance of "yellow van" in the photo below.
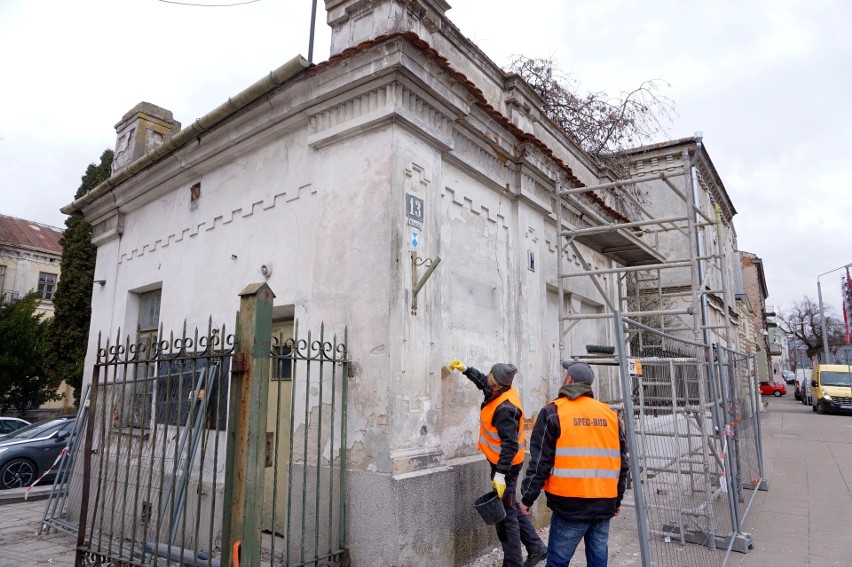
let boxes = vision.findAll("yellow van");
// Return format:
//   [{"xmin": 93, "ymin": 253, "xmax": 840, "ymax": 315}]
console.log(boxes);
[{"xmin": 810, "ymin": 364, "xmax": 852, "ymax": 414}]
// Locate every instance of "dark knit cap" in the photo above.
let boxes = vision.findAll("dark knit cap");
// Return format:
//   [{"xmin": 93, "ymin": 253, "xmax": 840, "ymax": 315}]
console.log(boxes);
[
  {"xmin": 490, "ymin": 363, "xmax": 518, "ymax": 387},
  {"xmin": 561, "ymin": 361, "xmax": 595, "ymax": 383}
]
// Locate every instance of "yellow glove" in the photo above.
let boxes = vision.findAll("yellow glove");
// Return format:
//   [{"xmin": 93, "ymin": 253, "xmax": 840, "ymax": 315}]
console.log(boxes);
[
  {"xmin": 492, "ymin": 472, "xmax": 506, "ymax": 499},
  {"xmin": 448, "ymin": 359, "xmax": 466, "ymax": 372}
]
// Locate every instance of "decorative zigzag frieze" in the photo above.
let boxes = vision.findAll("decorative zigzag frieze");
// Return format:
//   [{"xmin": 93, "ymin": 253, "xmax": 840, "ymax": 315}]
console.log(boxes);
[
  {"xmin": 118, "ymin": 184, "xmax": 315, "ymax": 264},
  {"xmin": 442, "ymin": 186, "xmax": 508, "ymax": 229}
]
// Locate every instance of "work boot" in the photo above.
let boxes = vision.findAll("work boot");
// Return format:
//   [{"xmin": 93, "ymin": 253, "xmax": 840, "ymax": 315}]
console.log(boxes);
[{"xmin": 523, "ymin": 546, "xmax": 547, "ymax": 567}]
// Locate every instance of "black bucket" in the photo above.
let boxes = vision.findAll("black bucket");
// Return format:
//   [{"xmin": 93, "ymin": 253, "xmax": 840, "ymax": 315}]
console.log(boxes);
[{"xmin": 473, "ymin": 490, "xmax": 506, "ymax": 525}]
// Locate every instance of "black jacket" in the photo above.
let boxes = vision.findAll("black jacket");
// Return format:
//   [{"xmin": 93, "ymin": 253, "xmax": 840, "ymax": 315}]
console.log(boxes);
[
  {"xmin": 463, "ymin": 367, "xmax": 523, "ymax": 476},
  {"xmin": 520, "ymin": 391, "xmax": 629, "ymax": 521}
]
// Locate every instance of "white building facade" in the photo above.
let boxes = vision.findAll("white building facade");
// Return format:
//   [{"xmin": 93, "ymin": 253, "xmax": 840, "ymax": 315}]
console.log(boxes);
[{"xmin": 64, "ymin": 1, "xmax": 662, "ymax": 564}]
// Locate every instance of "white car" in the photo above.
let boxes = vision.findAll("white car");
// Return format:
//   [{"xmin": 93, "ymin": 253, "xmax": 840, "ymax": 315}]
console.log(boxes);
[{"xmin": 0, "ymin": 417, "xmax": 31, "ymax": 437}]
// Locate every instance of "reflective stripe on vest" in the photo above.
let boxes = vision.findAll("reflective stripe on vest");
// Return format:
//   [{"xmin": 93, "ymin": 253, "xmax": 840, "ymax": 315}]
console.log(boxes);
[
  {"xmin": 478, "ymin": 387, "xmax": 525, "ymax": 466},
  {"xmin": 543, "ymin": 396, "xmax": 620, "ymax": 498}
]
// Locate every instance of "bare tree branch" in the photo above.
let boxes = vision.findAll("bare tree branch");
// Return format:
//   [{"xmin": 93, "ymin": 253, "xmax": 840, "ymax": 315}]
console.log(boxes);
[
  {"xmin": 777, "ymin": 296, "xmax": 846, "ymax": 360},
  {"xmin": 509, "ymin": 56, "xmax": 675, "ymax": 159}
]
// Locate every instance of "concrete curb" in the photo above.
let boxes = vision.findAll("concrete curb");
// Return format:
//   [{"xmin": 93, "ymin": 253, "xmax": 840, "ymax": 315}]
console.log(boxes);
[{"xmin": 0, "ymin": 485, "xmax": 54, "ymax": 505}]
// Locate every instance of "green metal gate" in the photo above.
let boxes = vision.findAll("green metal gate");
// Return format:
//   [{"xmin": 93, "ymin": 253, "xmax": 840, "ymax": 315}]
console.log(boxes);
[{"xmin": 261, "ymin": 322, "xmax": 349, "ymax": 567}]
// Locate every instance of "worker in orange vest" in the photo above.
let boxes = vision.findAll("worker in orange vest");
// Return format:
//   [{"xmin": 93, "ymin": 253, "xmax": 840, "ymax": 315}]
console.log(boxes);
[
  {"xmin": 448, "ymin": 359, "xmax": 547, "ymax": 567},
  {"xmin": 519, "ymin": 361, "xmax": 629, "ymax": 567}
]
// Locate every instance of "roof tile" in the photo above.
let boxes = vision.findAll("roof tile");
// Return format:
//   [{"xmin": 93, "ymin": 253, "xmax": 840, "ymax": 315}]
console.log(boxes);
[{"xmin": 0, "ymin": 214, "xmax": 63, "ymax": 254}]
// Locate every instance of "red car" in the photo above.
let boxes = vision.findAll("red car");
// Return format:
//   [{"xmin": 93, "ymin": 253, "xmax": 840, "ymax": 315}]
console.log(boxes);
[{"xmin": 759, "ymin": 380, "xmax": 787, "ymax": 397}]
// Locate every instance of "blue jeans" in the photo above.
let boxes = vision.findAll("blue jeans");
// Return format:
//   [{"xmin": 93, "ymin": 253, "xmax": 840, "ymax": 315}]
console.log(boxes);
[{"xmin": 546, "ymin": 514, "xmax": 610, "ymax": 567}]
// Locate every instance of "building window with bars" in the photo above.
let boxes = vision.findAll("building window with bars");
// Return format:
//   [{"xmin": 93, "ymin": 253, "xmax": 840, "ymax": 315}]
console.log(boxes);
[
  {"xmin": 273, "ymin": 345, "xmax": 293, "ymax": 380},
  {"xmin": 38, "ymin": 272, "xmax": 56, "ymax": 300},
  {"xmin": 155, "ymin": 357, "xmax": 229, "ymax": 430}
]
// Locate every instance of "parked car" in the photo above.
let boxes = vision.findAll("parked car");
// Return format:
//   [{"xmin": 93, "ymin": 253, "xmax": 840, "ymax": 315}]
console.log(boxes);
[
  {"xmin": 800, "ymin": 376, "xmax": 812, "ymax": 406},
  {"xmin": 0, "ymin": 417, "xmax": 30, "ymax": 437},
  {"xmin": 0, "ymin": 416, "xmax": 75, "ymax": 490},
  {"xmin": 810, "ymin": 364, "xmax": 852, "ymax": 415},
  {"xmin": 794, "ymin": 372, "xmax": 810, "ymax": 401},
  {"xmin": 781, "ymin": 370, "xmax": 797, "ymax": 384},
  {"xmin": 759, "ymin": 380, "xmax": 787, "ymax": 397}
]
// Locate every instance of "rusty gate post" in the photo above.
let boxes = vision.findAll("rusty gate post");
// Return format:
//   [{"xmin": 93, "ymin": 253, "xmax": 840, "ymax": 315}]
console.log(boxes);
[{"xmin": 222, "ymin": 283, "xmax": 274, "ymax": 567}]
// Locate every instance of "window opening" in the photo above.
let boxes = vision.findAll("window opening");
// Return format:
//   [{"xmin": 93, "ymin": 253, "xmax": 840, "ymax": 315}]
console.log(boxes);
[{"xmin": 38, "ymin": 272, "xmax": 56, "ymax": 300}]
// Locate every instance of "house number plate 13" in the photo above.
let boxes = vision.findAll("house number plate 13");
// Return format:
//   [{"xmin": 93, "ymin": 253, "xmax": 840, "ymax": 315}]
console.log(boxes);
[{"xmin": 406, "ymin": 193, "xmax": 423, "ymax": 229}]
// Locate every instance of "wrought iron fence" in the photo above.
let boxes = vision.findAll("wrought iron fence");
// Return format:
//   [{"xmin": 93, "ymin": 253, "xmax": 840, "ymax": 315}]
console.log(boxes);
[
  {"xmin": 71, "ymin": 321, "xmax": 234, "ymax": 567},
  {"xmin": 41, "ymin": 306, "xmax": 350, "ymax": 567}
]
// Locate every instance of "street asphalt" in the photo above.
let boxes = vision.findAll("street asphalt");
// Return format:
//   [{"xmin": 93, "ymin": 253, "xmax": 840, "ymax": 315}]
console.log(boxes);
[{"xmin": 2, "ymin": 389, "xmax": 851, "ymax": 566}]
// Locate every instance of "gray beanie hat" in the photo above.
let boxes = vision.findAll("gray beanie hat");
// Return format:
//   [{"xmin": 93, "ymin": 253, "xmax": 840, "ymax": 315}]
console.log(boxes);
[
  {"xmin": 490, "ymin": 363, "xmax": 518, "ymax": 387},
  {"xmin": 561, "ymin": 361, "xmax": 595, "ymax": 383}
]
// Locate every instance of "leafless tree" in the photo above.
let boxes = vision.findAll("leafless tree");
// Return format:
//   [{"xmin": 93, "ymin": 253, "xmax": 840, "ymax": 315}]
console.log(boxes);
[
  {"xmin": 777, "ymin": 296, "xmax": 846, "ymax": 361},
  {"xmin": 508, "ymin": 56, "xmax": 675, "ymax": 161}
]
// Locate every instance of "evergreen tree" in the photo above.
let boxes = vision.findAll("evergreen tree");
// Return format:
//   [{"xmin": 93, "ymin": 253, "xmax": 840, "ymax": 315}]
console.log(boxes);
[
  {"xmin": 44, "ymin": 149, "xmax": 113, "ymax": 406},
  {"xmin": 0, "ymin": 291, "xmax": 56, "ymax": 415}
]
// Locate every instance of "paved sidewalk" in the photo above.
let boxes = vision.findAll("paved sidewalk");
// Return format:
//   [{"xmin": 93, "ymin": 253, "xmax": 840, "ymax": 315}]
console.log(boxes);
[
  {"xmin": 0, "ymin": 489, "xmax": 76, "ymax": 566},
  {"xmin": 465, "ymin": 393, "xmax": 852, "ymax": 566},
  {"xmin": 2, "ymin": 394, "xmax": 851, "ymax": 566},
  {"xmin": 726, "ymin": 395, "xmax": 852, "ymax": 567}
]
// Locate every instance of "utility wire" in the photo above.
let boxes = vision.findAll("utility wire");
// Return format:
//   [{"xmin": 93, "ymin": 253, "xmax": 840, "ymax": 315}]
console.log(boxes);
[{"xmin": 156, "ymin": 0, "xmax": 261, "ymax": 7}]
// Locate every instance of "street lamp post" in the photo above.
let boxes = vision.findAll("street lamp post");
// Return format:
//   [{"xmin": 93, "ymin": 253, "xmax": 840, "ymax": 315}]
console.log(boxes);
[
  {"xmin": 817, "ymin": 278, "xmax": 830, "ymax": 363},
  {"xmin": 817, "ymin": 262, "xmax": 852, "ymax": 364}
]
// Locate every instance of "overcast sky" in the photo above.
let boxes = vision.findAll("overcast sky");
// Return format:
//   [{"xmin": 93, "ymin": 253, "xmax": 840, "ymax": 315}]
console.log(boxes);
[{"xmin": 1, "ymin": 0, "xmax": 850, "ymax": 314}]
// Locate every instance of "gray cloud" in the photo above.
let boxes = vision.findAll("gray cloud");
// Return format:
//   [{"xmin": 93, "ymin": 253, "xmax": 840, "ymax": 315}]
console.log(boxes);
[{"xmin": 1, "ymin": 0, "xmax": 849, "ymax": 311}]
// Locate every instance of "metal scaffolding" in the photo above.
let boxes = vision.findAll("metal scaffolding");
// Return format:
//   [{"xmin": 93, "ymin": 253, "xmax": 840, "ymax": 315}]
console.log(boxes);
[
  {"xmin": 550, "ymin": 138, "xmax": 763, "ymax": 567},
  {"xmin": 554, "ymin": 143, "xmax": 736, "ymax": 355}
]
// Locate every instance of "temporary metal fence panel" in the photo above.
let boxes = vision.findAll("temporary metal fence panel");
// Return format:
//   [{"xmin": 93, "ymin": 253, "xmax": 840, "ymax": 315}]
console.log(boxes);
[
  {"xmin": 39, "ymin": 385, "xmax": 91, "ymax": 538},
  {"xmin": 714, "ymin": 346, "xmax": 765, "ymax": 528},
  {"xmin": 72, "ymin": 323, "xmax": 233, "ymax": 567},
  {"xmin": 615, "ymin": 314, "xmax": 759, "ymax": 567},
  {"xmin": 263, "ymin": 323, "xmax": 349, "ymax": 567}
]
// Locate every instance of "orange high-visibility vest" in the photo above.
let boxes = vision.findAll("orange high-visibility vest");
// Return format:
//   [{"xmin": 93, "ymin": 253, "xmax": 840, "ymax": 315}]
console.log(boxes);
[
  {"xmin": 478, "ymin": 387, "xmax": 525, "ymax": 466},
  {"xmin": 543, "ymin": 396, "xmax": 620, "ymax": 498}
]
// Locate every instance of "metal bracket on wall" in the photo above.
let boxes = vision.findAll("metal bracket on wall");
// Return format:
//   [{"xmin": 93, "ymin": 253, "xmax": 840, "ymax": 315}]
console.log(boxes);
[{"xmin": 411, "ymin": 252, "xmax": 441, "ymax": 315}]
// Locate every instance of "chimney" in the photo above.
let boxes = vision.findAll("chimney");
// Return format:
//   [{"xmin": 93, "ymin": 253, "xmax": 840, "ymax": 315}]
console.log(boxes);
[
  {"xmin": 325, "ymin": 0, "xmax": 450, "ymax": 56},
  {"xmin": 112, "ymin": 102, "xmax": 181, "ymax": 172}
]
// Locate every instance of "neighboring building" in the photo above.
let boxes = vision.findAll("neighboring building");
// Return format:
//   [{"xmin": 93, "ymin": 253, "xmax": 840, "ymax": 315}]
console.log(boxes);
[
  {"xmin": 765, "ymin": 306, "xmax": 789, "ymax": 376},
  {"xmin": 739, "ymin": 251, "xmax": 771, "ymax": 383},
  {"xmin": 622, "ymin": 138, "xmax": 742, "ymax": 350},
  {"xmin": 788, "ymin": 336, "xmax": 811, "ymax": 370},
  {"xmin": 0, "ymin": 213, "xmax": 74, "ymax": 414},
  {"xmin": 0, "ymin": 214, "xmax": 62, "ymax": 313}
]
